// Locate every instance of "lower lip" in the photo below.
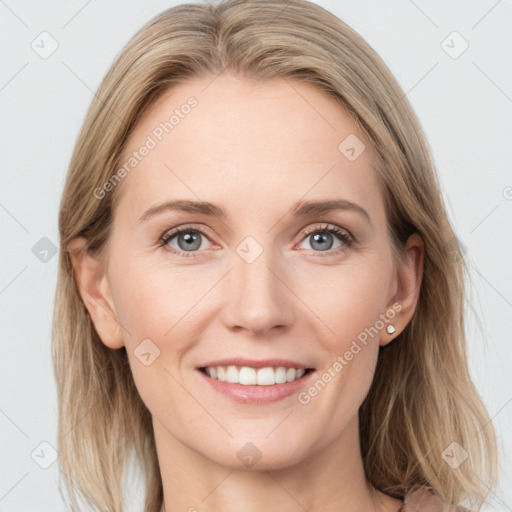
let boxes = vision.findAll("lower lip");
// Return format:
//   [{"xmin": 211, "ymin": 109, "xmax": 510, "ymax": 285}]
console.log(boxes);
[{"xmin": 196, "ymin": 369, "xmax": 315, "ymax": 404}]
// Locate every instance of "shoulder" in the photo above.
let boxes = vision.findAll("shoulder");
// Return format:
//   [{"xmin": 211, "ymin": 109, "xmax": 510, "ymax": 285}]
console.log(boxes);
[{"xmin": 398, "ymin": 487, "xmax": 474, "ymax": 512}]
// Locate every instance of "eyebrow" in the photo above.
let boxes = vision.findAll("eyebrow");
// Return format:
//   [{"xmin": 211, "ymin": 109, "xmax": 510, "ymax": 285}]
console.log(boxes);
[{"xmin": 138, "ymin": 198, "xmax": 371, "ymax": 225}]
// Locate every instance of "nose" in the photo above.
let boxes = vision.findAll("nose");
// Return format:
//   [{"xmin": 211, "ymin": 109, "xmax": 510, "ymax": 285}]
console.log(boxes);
[{"xmin": 221, "ymin": 242, "xmax": 295, "ymax": 336}]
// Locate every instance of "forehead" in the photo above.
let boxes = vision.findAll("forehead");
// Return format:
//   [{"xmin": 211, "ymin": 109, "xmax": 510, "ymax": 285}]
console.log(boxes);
[{"xmin": 114, "ymin": 74, "xmax": 383, "ymax": 223}]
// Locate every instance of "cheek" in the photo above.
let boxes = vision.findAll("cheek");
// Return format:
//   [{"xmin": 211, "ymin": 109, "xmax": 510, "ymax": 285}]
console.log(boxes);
[
  {"xmin": 111, "ymin": 247, "xmax": 392, "ymax": 357},
  {"xmin": 109, "ymin": 252, "xmax": 203, "ymax": 337},
  {"xmin": 293, "ymin": 258, "xmax": 391, "ymax": 350},
  {"xmin": 107, "ymin": 257, "xmax": 214, "ymax": 406}
]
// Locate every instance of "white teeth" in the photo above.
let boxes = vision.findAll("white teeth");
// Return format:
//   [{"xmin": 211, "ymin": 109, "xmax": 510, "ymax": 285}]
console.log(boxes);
[
  {"xmin": 217, "ymin": 366, "xmax": 227, "ymax": 382},
  {"xmin": 239, "ymin": 366, "xmax": 257, "ymax": 385},
  {"xmin": 275, "ymin": 367, "xmax": 287, "ymax": 384},
  {"xmin": 226, "ymin": 365, "xmax": 239, "ymax": 384},
  {"xmin": 257, "ymin": 367, "xmax": 275, "ymax": 386},
  {"xmin": 203, "ymin": 365, "xmax": 309, "ymax": 385}
]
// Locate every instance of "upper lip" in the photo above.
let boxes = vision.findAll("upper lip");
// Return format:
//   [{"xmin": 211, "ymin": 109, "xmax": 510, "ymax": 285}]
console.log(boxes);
[{"xmin": 198, "ymin": 358, "xmax": 314, "ymax": 370}]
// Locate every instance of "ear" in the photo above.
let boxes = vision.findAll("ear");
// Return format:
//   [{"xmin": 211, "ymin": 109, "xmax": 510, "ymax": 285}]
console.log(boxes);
[
  {"xmin": 67, "ymin": 237, "xmax": 125, "ymax": 349},
  {"xmin": 380, "ymin": 232, "xmax": 424, "ymax": 347}
]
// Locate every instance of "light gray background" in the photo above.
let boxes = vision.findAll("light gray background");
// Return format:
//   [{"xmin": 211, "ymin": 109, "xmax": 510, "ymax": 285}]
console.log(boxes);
[{"xmin": 0, "ymin": 0, "xmax": 510, "ymax": 510}]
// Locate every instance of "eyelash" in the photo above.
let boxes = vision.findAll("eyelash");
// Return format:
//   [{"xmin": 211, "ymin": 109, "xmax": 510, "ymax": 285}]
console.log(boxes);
[{"xmin": 159, "ymin": 223, "xmax": 355, "ymax": 259}]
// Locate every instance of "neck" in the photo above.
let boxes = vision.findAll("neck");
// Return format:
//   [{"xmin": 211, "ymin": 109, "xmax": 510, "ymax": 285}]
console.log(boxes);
[{"xmin": 154, "ymin": 414, "xmax": 402, "ymax": 512}]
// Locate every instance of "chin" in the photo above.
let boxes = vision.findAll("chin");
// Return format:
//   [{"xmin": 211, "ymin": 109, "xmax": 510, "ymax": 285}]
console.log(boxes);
[{"xmin": 208, "ymin": 431, "xmax": 313, "ymax": 471}]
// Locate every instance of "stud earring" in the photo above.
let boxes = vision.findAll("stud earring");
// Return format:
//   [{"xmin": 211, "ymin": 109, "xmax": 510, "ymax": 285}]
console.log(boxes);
[{"xmin": 386, "ymin": 324, "xmax": 396, "ymax": 335}]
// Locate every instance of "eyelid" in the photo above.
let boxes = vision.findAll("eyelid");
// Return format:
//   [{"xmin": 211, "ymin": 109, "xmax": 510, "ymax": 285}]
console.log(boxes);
[
  {"xmin": 160, "ymin": 223, "xmax": 214, "ymax": 242},
  {"xmin": 295, "ymin": 223, "xmax": 355, "ymax": 255},
  {"xmin": 300, "ymin": 222, "xmax": 353, "ymax": 240},
  {"xmin": 159, "ymin": 224, "xmax": 217, "ymax": 256},
  {"xmin": 159, "ymin": 222, "xmax": 355, "ymax": 257}
]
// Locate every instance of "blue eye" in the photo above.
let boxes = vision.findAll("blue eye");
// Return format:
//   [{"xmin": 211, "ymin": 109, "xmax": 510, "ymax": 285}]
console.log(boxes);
[
  {"xmin": 298, "ymin": 224, "xmax": 354, "ymax": 256},
  {"xmin": 160, "ymin": 227, "xmax": 210, "ymax": 258},
  {"xmin": 159, "ymin": 223, "xmax": 354, "ymax": 259}
]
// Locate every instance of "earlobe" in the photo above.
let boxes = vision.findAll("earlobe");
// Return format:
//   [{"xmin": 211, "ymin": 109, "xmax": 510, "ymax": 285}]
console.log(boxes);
[
  {"xmin": 68, "ymin": 237, "xmax": 125, "ymax": 349},
  {"xmin": 380, "ymin": 233, "xmax": 424, "ymax": 347}
]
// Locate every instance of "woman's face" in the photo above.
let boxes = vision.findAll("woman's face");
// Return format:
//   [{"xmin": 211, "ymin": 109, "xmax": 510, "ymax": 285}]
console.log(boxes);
[{"xmin": 79, "ymin": 73, "xmax": 421, "ymax": 470}]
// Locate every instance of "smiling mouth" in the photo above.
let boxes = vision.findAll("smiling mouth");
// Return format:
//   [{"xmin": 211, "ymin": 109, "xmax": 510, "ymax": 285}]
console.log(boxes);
[{"xmin": 199, "ymin": 365, "xmax": 314, "ymax": 386}]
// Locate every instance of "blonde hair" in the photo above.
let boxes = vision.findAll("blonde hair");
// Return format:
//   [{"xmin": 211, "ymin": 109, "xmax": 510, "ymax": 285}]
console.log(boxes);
[{"xmin": 53, "ymin": 0, "xmax": 499, "ymax": 510}]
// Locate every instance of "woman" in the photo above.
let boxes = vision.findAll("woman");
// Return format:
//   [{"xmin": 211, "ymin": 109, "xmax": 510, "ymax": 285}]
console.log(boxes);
[{"xmin": 52, "ymin": 0, "xmax": 498, "ymax": 511}]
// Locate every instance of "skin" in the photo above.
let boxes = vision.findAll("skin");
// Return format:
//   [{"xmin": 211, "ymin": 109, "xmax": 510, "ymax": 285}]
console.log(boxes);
[{"xmin": 70, "ymin": 73, "xmax": 423, "ymax": 512}]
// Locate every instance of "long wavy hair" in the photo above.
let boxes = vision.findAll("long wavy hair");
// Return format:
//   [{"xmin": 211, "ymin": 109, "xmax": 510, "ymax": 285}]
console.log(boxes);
[{"xmin": 52, "ymin": 0, "xmax": 499, "ymax": 510}]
